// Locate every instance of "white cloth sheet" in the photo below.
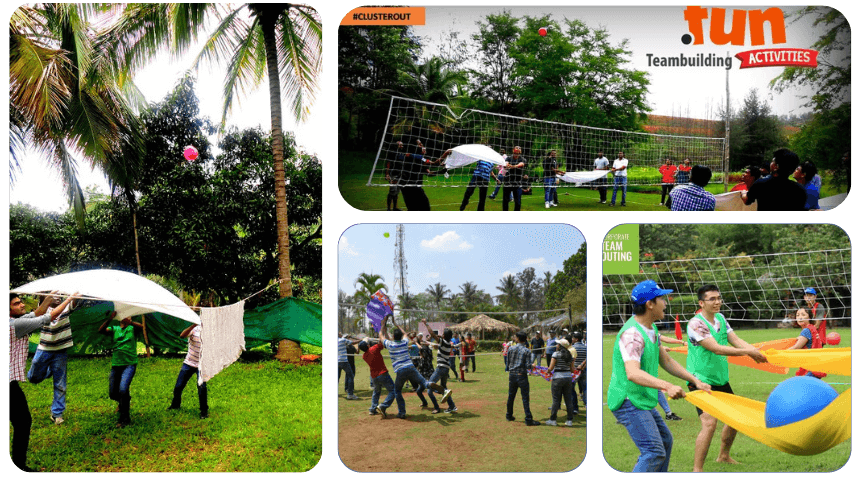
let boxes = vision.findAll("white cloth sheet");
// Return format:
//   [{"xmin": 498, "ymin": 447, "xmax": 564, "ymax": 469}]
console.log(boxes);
[
  {"xmin": 557, "ymin": 170, "xmax": 612, "ymax": 185},
  {"xmin": 199, "ymin": 301, "xmax": 246, "ymax": 385}
]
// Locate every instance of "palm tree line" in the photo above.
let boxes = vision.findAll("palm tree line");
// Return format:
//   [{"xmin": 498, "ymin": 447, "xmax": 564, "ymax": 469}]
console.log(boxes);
[{"xmin": 339, "ymin": 267, "xmax": 558, "ymax": 334}]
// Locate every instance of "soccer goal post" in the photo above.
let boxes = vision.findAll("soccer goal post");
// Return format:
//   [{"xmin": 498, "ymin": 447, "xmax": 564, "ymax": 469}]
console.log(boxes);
[
  {"xmin": 602, "ymin": 249, "xmax": 851, "ymax": 329},
  {"xmin": 369, "ymin": 96, "xmax": 727, "ymax": 187}
]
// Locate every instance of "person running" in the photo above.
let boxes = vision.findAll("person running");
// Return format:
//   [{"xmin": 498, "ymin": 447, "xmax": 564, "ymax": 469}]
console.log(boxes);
[
  {"xmin": 608, "ymin": 280, "xmax": 710, "ymax": 472},
  {"xmin": 377, "ymin": 315, "xmax": 450, "ymax": 419},
  {"xmin": 686, "ymin": 284, "xmax": 768, "ymax": 472},
  {"xmin": 359, "ymin": 337, "xmax": 396, "ymax": 416},
  {"xmin": 10, "ymin": 292, "xmax": 77, "ymax": 471},
  {"xmin": 26, "ymin": 295, "xmax": 76, "ymax": 425},
  {"xmin": 546, "ymin": 338, "xmax": 576, "ymax": 426},
  {"xmin": 421, "ymin": 320, "xmax": 458, "ymax": 414},
  {"xmin": 168, "ymin": 323, "xmax": 209, "ymax": 418},
  {"xmin": 98, "ymin": 311, "xmax": 144, "ymax": 427}
]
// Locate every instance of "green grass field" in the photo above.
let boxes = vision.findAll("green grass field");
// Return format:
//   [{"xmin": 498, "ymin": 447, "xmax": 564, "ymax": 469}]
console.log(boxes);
[
  {"xmin": 338, "ymin": 352, "xmax": 586, "ymax": 472},
  {"xmin": 339, "ymin": 150, "xmax": 844, "ymax": 211},
  {"xmin": 602, "ymin": 328, "xmax": 851, "ymax": 472},
  {"xmin": 17, "ymin": 354, "xmax": 321, "ymax": 472}
]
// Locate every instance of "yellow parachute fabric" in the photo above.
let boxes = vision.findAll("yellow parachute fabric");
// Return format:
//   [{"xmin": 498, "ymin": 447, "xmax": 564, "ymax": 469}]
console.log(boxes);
[
  {"xmin": 762, "ymin": 348, "xmax": 851, "ymax": 376},
  {"xmin": 668, "ymin": 338, "xmax": 796, "ymax": 374},
  {"xmin": 684, "ymin": 348, "xmax": 851, "ymax": 455},
  {"xmin": 685, "ymin": 389, "xmax": 851, "ymax": 456}
]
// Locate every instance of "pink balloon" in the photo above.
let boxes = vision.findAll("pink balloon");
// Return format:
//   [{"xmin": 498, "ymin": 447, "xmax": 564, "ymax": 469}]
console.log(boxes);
[{"xmin": 183, "ymin": 145, "xmax": 199, "ymax": 161}]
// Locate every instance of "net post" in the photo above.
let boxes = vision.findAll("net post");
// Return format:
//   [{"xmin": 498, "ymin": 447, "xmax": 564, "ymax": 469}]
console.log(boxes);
[{"xmin": 368, "ymin": 96, "xmax": 396, "ymax": 186}]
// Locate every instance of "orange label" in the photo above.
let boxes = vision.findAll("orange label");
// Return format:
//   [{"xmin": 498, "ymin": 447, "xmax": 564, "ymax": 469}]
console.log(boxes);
[{"xmin": 341, "ymin": 7, "xmax": 426, "ymax": 26}]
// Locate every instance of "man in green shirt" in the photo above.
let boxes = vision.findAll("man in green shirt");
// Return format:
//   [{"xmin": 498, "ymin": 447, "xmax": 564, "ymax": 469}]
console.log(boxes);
[
  {"xmin": 98, "ymin": 311, "xmax": 144, "ymax": 427},
  {"xmin": 686, "ymin": 284, "xmax": 768, "ymax": 472},
  {"xmin": 608, "ymin": 280, "xmax": 710, "ymax": 472}
]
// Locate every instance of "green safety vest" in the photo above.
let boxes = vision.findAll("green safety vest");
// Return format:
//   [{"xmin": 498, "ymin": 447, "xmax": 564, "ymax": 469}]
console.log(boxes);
[
  {"xmin": 607, "ymin": 317, "xmax": 660, "ymax": 411},
  {"xmin": 686, "ymin": 313, "xmax": 729, "ymax": 386}
]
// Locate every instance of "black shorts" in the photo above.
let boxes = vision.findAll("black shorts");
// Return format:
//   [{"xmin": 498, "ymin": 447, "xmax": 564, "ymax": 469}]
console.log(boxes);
[{"xmin": 687, "ymin": 381, "xmax": 734, "ymax": 416}]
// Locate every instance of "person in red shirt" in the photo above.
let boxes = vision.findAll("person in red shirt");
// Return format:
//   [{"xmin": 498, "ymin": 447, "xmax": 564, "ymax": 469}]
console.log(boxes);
[
  {"xmin": 730, "ymin": 165, "xmax": 762, "ymax": 192},
  {"xmin": 359, "ymin": 338, "xmax": 396, "ymax": 416},
  {"xmin": 465, "ymin": 333, "xmax": 478, "ymax": 372},
  {"xmin": 658, "ymin": 158, "xmax": 677, "ymax": 206}
]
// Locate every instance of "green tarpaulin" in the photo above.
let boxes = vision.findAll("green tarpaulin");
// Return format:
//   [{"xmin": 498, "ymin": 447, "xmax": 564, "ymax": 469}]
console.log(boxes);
[{"xmin": 34, "ymin": 297, "xmax": 322, "ymax": 354}]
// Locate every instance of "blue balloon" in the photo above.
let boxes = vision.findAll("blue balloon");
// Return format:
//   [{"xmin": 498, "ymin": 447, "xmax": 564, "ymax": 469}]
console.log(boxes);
[{"xmin": 765, "ymin": 376, "xmax": 838, "ymax": 428}]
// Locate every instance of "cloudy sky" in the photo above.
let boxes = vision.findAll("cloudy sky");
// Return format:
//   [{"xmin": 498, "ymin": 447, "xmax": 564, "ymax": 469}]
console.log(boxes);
[{"xmin": 338, "ymin": 224, "xmax": 585, "ymax": 301}]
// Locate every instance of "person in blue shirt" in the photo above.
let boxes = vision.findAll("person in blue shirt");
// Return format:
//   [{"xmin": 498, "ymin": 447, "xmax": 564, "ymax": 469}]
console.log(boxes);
[
  {"xmin": 460, "ymin": 154, "xmax": 495, "ymax": 211},
  {"xmin": 793, "ymin": 161, "xmax": 821, "ymax": 210}
]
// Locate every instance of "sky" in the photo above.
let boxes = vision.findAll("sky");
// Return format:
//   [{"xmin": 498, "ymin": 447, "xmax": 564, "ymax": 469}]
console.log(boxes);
[
  {"xmin": 8, "ymin": 6, "xmax": 325, "ymax": 213},
  {"xmin": 338, "ymin": 224, "xmax": 584, "ymax": 302},
  {"xmin": 415, "ymin": 5, "xmax": 845, "ymax": 120}
]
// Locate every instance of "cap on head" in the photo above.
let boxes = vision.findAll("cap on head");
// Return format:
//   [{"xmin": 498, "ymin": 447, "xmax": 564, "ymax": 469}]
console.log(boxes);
[
  {"xmin": 804, "ymin": 287, "xmax": 817, "ymax": 295},
  {"xmin": 631, "ymin": 280, "xmax": 674, "ymax": 305}
]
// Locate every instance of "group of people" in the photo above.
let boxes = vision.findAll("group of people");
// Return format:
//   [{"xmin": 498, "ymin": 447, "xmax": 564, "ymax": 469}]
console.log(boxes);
[
  {"xmin": 340, "ymin": 319, "xmax": 588, "ymax": 428},
  {"xmin": 593, "ymin": 151, "xmax": 637, "ymax": 206},
  {"xmin": 738, "ymin": 149, "xmax": 822, "ymax": 211},
  {"xmin": 383, "ymin": 141, "xmax": 548, "ymax": 212},
  {"xmin": 10, "ymin": 292, "xmax": 209, "ymax": 471},
  {"xmin": 609, "ymin": 280, "xmax": 775, "ymax": 472}
]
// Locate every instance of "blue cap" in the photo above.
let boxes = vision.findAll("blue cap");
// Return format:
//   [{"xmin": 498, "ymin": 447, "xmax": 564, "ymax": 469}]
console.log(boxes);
[
  {"xmin": 631, "ymin": 280, "xmax": 674, "ymax": 305},
  {"xmin": 804, "ymin": 287, "xmax": 817, "ymax": 295}
]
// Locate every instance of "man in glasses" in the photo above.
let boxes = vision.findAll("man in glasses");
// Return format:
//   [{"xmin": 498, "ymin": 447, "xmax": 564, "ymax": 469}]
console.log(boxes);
[{"xmin": 686, "ymin": 284, "xmax": 768, "ymax": 472}]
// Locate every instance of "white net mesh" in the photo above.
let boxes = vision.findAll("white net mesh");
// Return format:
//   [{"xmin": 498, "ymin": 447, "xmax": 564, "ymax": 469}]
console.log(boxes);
[
  {"xmin": 369, "ymin": 96, "xmax": 727, "ymax": 187},
  {"xmin": 602, "ymin": 249, "xmax": 851, "ymax": 327}
]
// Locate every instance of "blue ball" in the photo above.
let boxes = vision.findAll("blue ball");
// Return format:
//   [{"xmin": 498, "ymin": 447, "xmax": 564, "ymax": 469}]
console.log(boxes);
[{"xmin": 765, "ymin": 376, "xmax": 838, "ymax": 428}]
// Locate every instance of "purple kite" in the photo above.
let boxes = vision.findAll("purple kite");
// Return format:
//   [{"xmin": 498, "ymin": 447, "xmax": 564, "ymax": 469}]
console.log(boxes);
[{"xmin": 366, "ymin": 289, "xmax": 394, "ymax": 332}]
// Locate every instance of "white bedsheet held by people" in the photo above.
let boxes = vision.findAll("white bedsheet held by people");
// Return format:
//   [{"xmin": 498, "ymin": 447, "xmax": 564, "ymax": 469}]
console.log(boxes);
[
  {"xmin": 557, "ymin": 170, "xmax": 611, "ymax": 185},
  {"xmin": 199, "ymin": 301, "xmax": 246, "ymax": 385},
  {"xmin": 443, "ymin": 144, "xmax": 507, "ymax": 169},
  {"xmin": 715, "ymin": 190, "xmax": 757, "ymax": 211},
  {"xmin": 12, "ymin": 269, "xmax": 200, "ymax": 324}
]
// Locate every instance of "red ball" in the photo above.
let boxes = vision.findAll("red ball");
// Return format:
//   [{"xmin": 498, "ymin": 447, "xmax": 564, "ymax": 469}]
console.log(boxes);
[
  {"xmin": 183, "ymin": 145, "xmax": 199, "ymax": 162},
  {"xmin": 826, "ymin": 332, "xmax": 841, "ymax": 346},
  {"xmin": 538, "ymin": 27, "xmax": 548, "ymax": 37}
]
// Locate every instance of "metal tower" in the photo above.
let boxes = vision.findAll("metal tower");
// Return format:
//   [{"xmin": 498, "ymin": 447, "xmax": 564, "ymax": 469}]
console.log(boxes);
[{"xmin": 392, "ymin": 224, "xmax": 408, "ymax": 307}]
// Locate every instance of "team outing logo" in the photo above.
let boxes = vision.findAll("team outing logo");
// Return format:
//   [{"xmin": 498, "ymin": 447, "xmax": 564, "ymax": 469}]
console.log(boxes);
[{"xmin": 682, "ymin": 6, "xmax": 819, "ymax": 69}]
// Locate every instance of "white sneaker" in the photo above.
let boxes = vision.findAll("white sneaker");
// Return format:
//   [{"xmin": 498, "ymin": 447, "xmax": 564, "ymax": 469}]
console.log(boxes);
[
  {"xmin": 546, "ymin": 419, "xmax": 558, "ymax": 426},
  {"xmin": 565, "ymin": 420, "xmax": 574, "ymax": 427},
  {"xmin": 545, "ymin": 202, "xmax": 550, "ymax": 209},
  {"xmin": 550, "ymin": 202, "xmax": 558, "ymax": 207},
  {"xmin": 441, "ymin": 389, "xmax": 453, "ymax": 403},
  {"xmin": 51, "ymin": 415, "xmax": 64, "ymax": 425}
]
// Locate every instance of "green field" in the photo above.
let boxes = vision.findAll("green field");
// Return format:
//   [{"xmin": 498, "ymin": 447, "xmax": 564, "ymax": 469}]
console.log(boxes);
[
  {"xmin": 16, "ymin": 354, "xmax": 321, "ymax": 472},
  {"xmin": 602, "ymin": 328, "xmax": 851, "ymax": 472},
  {"xmin": 338, "ymin": 352, "xmax": 586, "ymax": 472}
]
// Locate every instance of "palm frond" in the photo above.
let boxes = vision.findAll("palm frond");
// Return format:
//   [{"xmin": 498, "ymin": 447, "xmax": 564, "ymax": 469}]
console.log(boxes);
[
  {"xmin": 220, "ymin": 16, "xmax": 266, "ymax": 128},
  {"xmin": 276, "ymin": 7, "xmax": 321, "ymax": 122}
]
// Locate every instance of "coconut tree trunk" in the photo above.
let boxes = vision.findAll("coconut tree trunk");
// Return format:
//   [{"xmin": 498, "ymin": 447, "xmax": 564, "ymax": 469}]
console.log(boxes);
[{"xmin": 260, "ymin": 14, "xmax": 300, "ymax": 363}]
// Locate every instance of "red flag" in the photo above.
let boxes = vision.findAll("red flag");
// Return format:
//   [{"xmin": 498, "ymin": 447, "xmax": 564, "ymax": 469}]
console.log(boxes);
[{"xmin": 674, "ymin": 315, "xmax": 683, "ymax": 340}]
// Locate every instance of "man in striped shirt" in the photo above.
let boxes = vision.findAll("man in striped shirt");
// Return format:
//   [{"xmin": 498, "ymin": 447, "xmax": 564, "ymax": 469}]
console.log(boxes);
[
  {"xmin": 168, "ymin": 324, "xmax": 209, "ymax": 418},
  {"xmin": 459, "ymin": 156, "xmax": 494, "ymax": 211},
  {"xmin": 422, "ymin": 320, "xmax": 457, "ymax": 413},
  {"xmin": 338, "ymin": 333, "xmax": 360, "ymax": 400},
  {"xmin": 27, "ymin": 296, "xmax": 75, "ymax": 425},
  {"xmin": 377, "ymin": 315, "xmax": 450, "ymax": 419}
]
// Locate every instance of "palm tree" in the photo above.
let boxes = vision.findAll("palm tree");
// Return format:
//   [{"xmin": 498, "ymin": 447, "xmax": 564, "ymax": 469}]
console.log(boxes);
[
  {"xmin": 9, "ymin": 4, "xmax": 146, "ymax": 226},
  {"xmin": 496, "ymin": 274, "xmax": 521, "ymax": 310},
  {"xmin": 397, "ymin": 291, "xmax": 419, "ymax": 331},
  {"xmin": 398, "ymin": 56, "xmax": 467, "ymax": 104},
  {"xmin": 98, "ymin": 3, "xmax": 321, "ymax": 361},
  {"xmin": 425, "ymin": 282, "xmax": 451, "ymax": 319},
  {"xmin": 354, "ymin": 273, "xmax": 388, "ymax": 305},
  {"xmin": 459, "ymin": 281, "xmax": 479, "ymax": 310}
]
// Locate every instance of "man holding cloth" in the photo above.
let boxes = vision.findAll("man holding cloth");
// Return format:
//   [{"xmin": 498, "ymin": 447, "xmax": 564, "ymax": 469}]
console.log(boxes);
[
  {"xmin": 607, "ymin": 280, "xmax": 710, "ymax": 472},
  {"xmin": 686, "ymin": 284, "xmax": 768, "ymax": 472}
]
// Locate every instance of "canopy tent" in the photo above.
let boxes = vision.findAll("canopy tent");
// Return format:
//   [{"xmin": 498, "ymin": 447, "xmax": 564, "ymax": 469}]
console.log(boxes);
[
  {"xmin": 448, "ymin": 314, "xmax": 519, "ymax": 340},
  {"xmin": 443, "ymin": 144, "xmax": 507, "ymax": 169},
  {"xmin": 12, "ymin": 269, "xmax": 199, "ymax": 324}
]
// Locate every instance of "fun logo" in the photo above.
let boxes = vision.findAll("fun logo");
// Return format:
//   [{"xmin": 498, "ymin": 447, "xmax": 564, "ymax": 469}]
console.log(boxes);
[
  {"xmin": 678, "ymin": 6, "xmax": 816, "ymax": 69},
  {"xmin": 682, "ymin": 6, "xmax": 786, "ymax": 46}
]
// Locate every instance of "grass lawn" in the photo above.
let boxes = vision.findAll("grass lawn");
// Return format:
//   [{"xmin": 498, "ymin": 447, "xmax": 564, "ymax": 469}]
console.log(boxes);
[
  {"xmin": 602, "ymin": 327, "xmax": 851, "ymax": 472},
  {"xmin": 339, "ymin": 150, "xmax": 844, "ymax": 211},
  {"xmin": 338, "ymin": 353, "xmax": 586, "ymax": 472},
  {"xmin": 17, "ymin": 354, "xmax": 321, "ymax": 472}
]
